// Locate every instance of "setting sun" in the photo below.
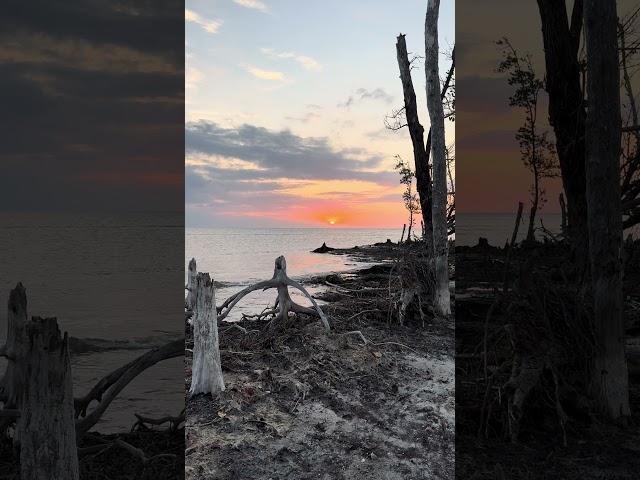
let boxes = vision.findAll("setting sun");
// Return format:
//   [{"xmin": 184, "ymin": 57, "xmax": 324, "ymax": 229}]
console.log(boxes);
[{"xmin": 328, "ymin": 219, "xmax": 336, "ymax": 225}]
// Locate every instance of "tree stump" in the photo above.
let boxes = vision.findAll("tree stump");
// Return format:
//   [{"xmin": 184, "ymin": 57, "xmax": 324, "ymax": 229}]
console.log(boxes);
[
  {"xmin": 189, "ymin": 272, "xmax": 225, "ymax": 396},
  {"xmin": 19, "ymin": 317, "xmax": 79, "ymax": 479},
  {"xmin": 0, "ymin": 284, "xmax": 28, "ymax": 423}
]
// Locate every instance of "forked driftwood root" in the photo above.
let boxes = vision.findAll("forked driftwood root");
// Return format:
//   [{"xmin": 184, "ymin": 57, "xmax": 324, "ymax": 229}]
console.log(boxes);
[
  {"xmin": 217, "ymin": 256, "xmax": 330, "ymax": 332},
  {"xmin": 74, "ymin": 338, "xmax": 184, "ymax": 439}
]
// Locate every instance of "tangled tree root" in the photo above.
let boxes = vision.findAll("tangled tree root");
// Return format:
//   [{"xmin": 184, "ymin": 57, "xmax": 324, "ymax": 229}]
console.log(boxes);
[{"xmin": 217, "ymin": 256, "xmax": 330, "ymax": 332}]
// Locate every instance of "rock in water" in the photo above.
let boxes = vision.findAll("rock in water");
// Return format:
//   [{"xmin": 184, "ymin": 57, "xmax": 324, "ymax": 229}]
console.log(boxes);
[{"xmin": 312, "ymin": 242, "xmax": 335, "ymax": 253}]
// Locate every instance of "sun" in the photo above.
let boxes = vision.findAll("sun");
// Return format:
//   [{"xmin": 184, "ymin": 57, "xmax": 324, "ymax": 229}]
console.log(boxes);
[{"xmin": 328, "ymin": 219, "xmax": 336, "ymax": 225}]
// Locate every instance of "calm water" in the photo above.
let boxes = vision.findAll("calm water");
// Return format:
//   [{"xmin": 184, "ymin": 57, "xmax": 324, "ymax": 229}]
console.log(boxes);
[
  {"xmin": 185, "ymin": 228, "xmax": 400, "ymax": 321},
  {"xmin": 457, "ymin": 212, "xmax": 640, "ymax": 247},
  {"xmin": 456, "ymin": 212, "xmax": 563, "ymax": 246},
  {"xmin": 0, "ymin": 213, "xmax": 183, "ymax": 432}
]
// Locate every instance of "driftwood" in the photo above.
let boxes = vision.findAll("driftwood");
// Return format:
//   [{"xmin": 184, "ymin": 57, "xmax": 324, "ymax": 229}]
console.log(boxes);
[
  {"xmin": 312, "ymin": 242, "xmax": 335, "ymax": 253},
  {"xmin": 218, "ymin": 256, "xmax": 330, "ymax": 331},
  {"xmin": 133, "ymin": 410, "xmax": 185, "ymax": 432},
  {"xmin": 75, "ymin": 338, "xmax": 183, "ymax": 439},
  {"xmin": 189, "ymin": 271, "xmax": 225, "ymax": 396},
  {"xmin": 0, "ymin": 282, "xmax": 184, "ymax": 476}
]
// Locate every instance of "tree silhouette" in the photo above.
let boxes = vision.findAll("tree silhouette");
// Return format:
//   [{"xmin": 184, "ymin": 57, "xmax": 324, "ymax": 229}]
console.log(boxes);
[{"xmin": 497, "ymin": 38, "xmax": 557, "ymax": 242}]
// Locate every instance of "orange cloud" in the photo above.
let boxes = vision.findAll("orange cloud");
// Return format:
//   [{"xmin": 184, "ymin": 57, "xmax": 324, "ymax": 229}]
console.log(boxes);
[{"xmin": 234, "ymin": 199, "xmax": 411, "ymax": 228}]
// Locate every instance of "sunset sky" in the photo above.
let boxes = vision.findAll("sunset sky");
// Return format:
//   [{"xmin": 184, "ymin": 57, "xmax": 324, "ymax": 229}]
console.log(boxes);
[
  {"xmin": 0, "ymin": 1, "xmax": 183, "ymax": 213},
  {"xmin": 457, "ymin": 0, "xmax": 638, "ymax": 214},
  {"xmin": 185, "ymin": 0, "xmax": 454, "ymax": 228}
]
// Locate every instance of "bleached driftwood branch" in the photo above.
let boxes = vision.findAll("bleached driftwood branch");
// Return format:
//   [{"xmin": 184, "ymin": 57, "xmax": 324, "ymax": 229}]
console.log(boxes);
[
  {"xmin": 217, "ymin": 256, "xmax": 330, "ymax": 331},
  {"xmin": 75, "ymin": 338, "xmax": 183, "ymax": 439}
]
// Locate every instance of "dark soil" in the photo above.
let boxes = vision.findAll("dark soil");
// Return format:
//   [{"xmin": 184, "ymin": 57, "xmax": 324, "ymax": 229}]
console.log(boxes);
[
  {"xmin": 185, "ymin": 243, "xmax": 454, "ymax": 480},
  {"xmin": 0, "ymin": 428, "xmax": 185, "ymax": 480},
  {"xmin": 456, "ymin": 238, "xmax": 640, "ymax": 479}
]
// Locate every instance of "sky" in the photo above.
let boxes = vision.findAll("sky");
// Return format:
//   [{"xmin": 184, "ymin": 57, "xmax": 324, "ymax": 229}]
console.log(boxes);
[
  {"xmin": 0, "ymin": 0, "xmax": 184, "ymax": 213},
  {"xmin": 185, "ymin": 0, "xmax": 455, "ymax": 228},
  {"xmin": 457, "ymin": 0, "xmax": 639, "ymax": 214}
]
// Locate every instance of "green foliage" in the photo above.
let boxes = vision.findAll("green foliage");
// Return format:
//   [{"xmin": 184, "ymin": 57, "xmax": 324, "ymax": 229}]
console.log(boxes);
[
  {"xmin": 497, "ymin": 38, "xmax": 557, "ymax": 205},
  {"xmin": 394, "ymin": 155, "xmax": 421, "ymax": 233}
]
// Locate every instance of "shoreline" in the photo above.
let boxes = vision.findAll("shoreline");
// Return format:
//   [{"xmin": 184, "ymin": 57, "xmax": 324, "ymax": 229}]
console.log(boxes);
[
  {"xmin": 456, "ymin": 237, "xmax": 640, "ymax": 479},
  {"xmin": 185, "ymin": 240, "xmax": 454, "ymax": 479}
]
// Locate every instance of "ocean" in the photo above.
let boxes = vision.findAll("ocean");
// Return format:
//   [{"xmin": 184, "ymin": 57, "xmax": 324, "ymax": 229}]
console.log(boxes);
[
  {"xmin": 185, "ymin": 227, "xmax": 400, "ymax": 321},
  {"xmin": 456, "ymin": 212, "xmax": 640, "ymax": 246},
  {"xmin": 0, "ymin": 212, "xmax": 184, "ymax": 432},
  {"xmin": 456, "ymin": 212, "xmax": 563, "ymax": 247}
]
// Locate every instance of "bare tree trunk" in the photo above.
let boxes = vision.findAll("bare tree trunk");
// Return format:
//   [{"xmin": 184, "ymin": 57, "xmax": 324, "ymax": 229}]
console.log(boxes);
[
  {"xmin": 584, "ymin": 0, "xmax": 630, "ymax": 420},
  {"xmin": 559, "ymin": 192, "xmax": 568, "ymax": 237},
  {"xmin": 503, "ymin": 202, "xmax": 524, "ymax": 293},
  {"xmin": 189, "ymin": 272, "xmax": 225, "ymax": 396},
  {"xmin": 527, "ymin": 170, "xmax": 540, "ymax": 242},
  {"xmin": 19, "ymin": 317, "xmax": 79, "ymax": 479},
  {"xmin": 396, "ymin": 34, "xmax": 433, "ymax": 249},
  {"xmin": 511, "ymin": 202, "xmax": 524, "ymax": 248},
  {"xmin": 537, "ymin": 0, "xmax": 588, "ymax": 263},
  {"xmin": 425, "ymin": 0, "xmax": 450, "ymax": 316}
]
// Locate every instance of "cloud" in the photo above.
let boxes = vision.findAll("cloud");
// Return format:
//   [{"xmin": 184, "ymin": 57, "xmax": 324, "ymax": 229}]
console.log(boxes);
[
  {"xmin": 0, "ymin": 1, "xmax": 184, "ymax": 212},
  {"xmin": 338, "ymin": 87, "xmax": 394, "ymax": 108},
  {"xmin": 185, "ymin": 9, "xmax": 222, "ymax": 34},
  {"xmin": 260, "ymin": 48, "xmax": 322, "ymax": 72},
  {"xmin": 285, "ymin": 111, "xmax": 320, "ymax": 123},
  {"xmin": 244, "ymin": 65, "xmax": 285, "ymax": 81},
  {"xmin": 0, "ymin": 32, "xmax": 176, "ymax": 75},
  {"xmin": 186, "ymin": 66, "xmax": 202, "ymax": 90},
  {"xmin": 185, "ymin": 121, "xmax": 387, "ymax": 180},
  {"xmin": 184, "ymin": 121, "xmax": 399, "ymax": 224},
  {"xmin": 233, "ymin": 0, "xmax": 269, "ymax": 12}
]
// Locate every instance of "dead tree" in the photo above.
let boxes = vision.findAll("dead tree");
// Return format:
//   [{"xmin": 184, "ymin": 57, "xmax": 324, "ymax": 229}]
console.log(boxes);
[
  {"xmin": 395, "ymin": 33, "xmax": 433, "ymax": 248},
  {"xmin": 537, "ymin": 0, "xmax": 588, "ymax": 261},
  {"xmin": 425, "ymin": 0, "xmax": 451, "ymax": 316},
  {"xmin": 394, "ymin": 35, "xmax": 455, "ymax": 248},
  {"xmin": 189, "ymin": 272, "xmax": 225, "ymax": 396},
  {"xmin": 584, "ymin": 0, "xmax": 630, "ymax": 420},
  {"xmin": 217, "ymin": 256, "xmax": 330, "ymax": 331}
]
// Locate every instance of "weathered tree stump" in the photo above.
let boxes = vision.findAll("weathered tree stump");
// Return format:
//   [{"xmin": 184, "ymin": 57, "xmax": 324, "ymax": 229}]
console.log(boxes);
[
  {"xmin": 19, "ymin": 317, "xmax": 79, "ymax": 479},
  {"xmin": 0, "ymin": 283, "xmax": 28, "ymax": 434},
  {"xmin": 189, "ymin": 272, "xmax": 225, "ymax": 396},
  {"xmin": 1, "ymin": 282, "xmax": 184, "ymax": 476},
  {"xmin": 217, "ymin": 256, "xmax": 330, "ymax": 331}
]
